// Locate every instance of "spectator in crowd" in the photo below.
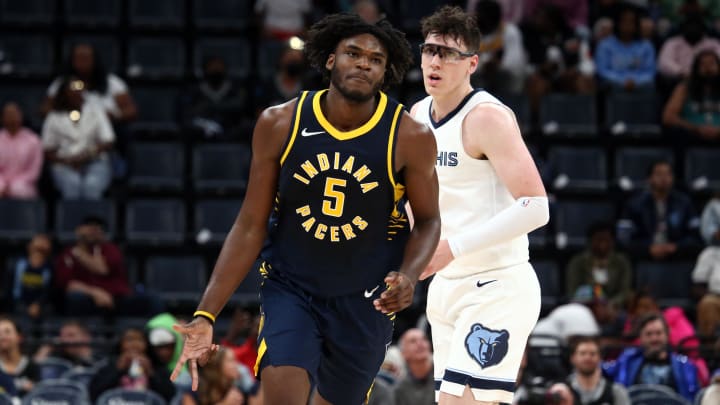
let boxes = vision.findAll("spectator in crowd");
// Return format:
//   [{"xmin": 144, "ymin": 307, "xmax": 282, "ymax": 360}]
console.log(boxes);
[
  {"xmin": 472, "ymin": 0, "xmax": 528, "ymax": 94},
  {"xmin": 146, "ymin": 313, "xmax": 191, "ymax": 388},
  {"xmin": 42, "ymin": 43, "xmax": 136, "ymax": 124},
  {"xmin": 255, "ymin": 42, "xmax": 306, "ymax": 114},
  {"xmin": 394, "ymin": 328, "xmax": 434, "ymax": 405},
  {"xmin": 604, "ymin": 313, "xmax": 701, "ymax": 402},
  {"xmin": 353, "ymin": 0, "xmax": 382, "ymax": 24},
  {"xmin": 181, "ymin": 346, "xmax": 258, "ymax": 405},
  {"xmin": 522, "ymin": 4, "xmax": 595, "ymax": 120},
  {"xmin": 468, "ymin": 0, "xmax": 525, "ymax": 25},
  {"xmin": 617, "ymin": 160, "xmax": 701, "ymax": 260},
  {"xmin": 595, "ymin": 5, "xmax": 656, "ymax": 91},
  {"xmin": 658, "ymin": 14, "xmax": 720, "ymax": 83},
  {"xmin": 700, "ymin": 192, "xmax": 720, "ymax": 245},
  {"xmin": 693, "ymin": 243, "xmax": 720, "ymax": 336},
  {"xmin": 658, "ymin": 0, "xmax": 720, "ymax": 27},
  {"xmin": 54, "ymin": 216, "xmax": 162, "ymax": 317},
  {"xmin": 524, "ymin": 0, "xmax": 590, "ymax": 38},
  {"xmin": 180, "ymin": 55, "xmax": 249, "ymax": 141},
  {"xmin": 221, "ymin": 308, "xmax": 259, "ymax": 374},
  {"xmin": 533, "ymin": 292, "xmax": 601, "ymax": 345},
  {"xmin": 663, "ymin": 49, "xmax": 720, "ymax": 141},
  {"xmin": 0, "ymin": 102, "xmax": 43, "ymax": 199},
  {"xmin": 89, "ymin": 327, "xmax": 175, "ymax": 402},
  {"xmin": 34, "ymin": 319, "xmax": 96, "ymax": 368},
  {"xmin": 255, "ymin": 0, "xmax": 311, "ymax": 40},
  {"xmin": 0, "ymin": 317, "xmax": 39, "ymax": 397},
  {"xmin": 566, "ymin": 222, "xmax": 633, "ymax": 310},
  {"xmin": 564, "ymin": 336, "xmax": 631, "ymax": 405},
  {"xmin": 8, "ymin": 234, "xmax": 53, "ymax": 319},
  {"xmin": 42, "ymin": 78, "xmax": 115, "ymax": 200},
  {"xmin": 0, "ymin": 368, "xmax": 16, "ymax": 400}
]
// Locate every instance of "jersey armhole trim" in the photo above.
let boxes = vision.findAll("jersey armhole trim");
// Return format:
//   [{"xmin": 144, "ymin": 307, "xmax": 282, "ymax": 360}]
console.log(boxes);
[
  {"xmin": 386, "ymin": 104, "xmax": 404, "ymax": 188},
  {"xmin": 279, "ymin": 91, "xmax": 309, "ymax": 166}
]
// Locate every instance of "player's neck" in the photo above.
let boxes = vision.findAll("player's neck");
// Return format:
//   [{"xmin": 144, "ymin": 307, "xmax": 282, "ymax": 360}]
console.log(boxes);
[
  {"xmin": 430, "ymin": 83, "xmax": 474, "ymax": 122},
  {"xmin": 322, "ymin": 87, "xmax": 377, "ymax": 132}
]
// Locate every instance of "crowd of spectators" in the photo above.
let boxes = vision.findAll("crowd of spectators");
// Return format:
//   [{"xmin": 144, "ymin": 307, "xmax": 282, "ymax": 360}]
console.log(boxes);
[{"xmin": 1, "ymin": 0, "xmax": 720, "ymax": 404}]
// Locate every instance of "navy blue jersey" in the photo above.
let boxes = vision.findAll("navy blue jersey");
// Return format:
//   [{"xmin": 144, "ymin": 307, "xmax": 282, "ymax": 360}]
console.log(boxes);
[{"xmin": 264, "ymin": 89, "xmax": 410, "ymax": 297}]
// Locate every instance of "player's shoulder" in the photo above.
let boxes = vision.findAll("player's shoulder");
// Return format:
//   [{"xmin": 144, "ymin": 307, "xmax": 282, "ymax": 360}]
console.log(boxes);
[
  {"xmin": 257, "ymin": 95, "xmax": 303, "ymax": 129},
  {"xmin": 397, "ymin": 108, "xmax": 434, "ymax": 142},
  {"xmin": 465, "ymin": 99, "xmax": 516, "ymax": 128}
]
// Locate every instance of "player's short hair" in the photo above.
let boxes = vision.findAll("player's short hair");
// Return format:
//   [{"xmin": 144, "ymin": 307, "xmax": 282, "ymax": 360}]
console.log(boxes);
[
  {"xmin": 304, "ymin": 12, "xmax": 413, "ymax": 90},
  {"xmin": 421, "ymin": 5, "xmax": 481, "ymax": 53},
  {"xmin": 569, "ymin": 335, "xmax": 600, "ymax": 355}
]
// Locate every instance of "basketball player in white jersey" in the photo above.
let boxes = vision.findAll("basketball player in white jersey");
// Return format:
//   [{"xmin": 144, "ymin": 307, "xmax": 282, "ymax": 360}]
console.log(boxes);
[{"xmin": 409, "ymin": 6, "xmax": 549, "ymax": 405}]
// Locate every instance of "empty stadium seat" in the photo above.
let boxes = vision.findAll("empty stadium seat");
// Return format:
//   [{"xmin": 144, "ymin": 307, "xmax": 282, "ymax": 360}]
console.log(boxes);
[
  {"xmin": 0, "ymin": 199, "xmax": 46, "ymax": 242},
  {"xmin": 54, "ymin": 199, "xmax": 115, "ymax": 243},
  {"xmin": 614, "ymin": 147, "xmax": 675, "ymax": 191},
  {"xmin": 605, "ymin": 91, "xmax": 661, "ymax": 137},
  {"xmin": 21, "ymin": 385, "xmax": 88, "ymax": 405},
  {"xmin": 553, "ymin": 200, "xmax": 616, "ymax": 249},
  {"xmin": 635, "ymin": 261, "xmax": 694, "ymax": 309},
  {"xmin": 127, "ymin": 38, "xmax": 185, "ymax": 79},
  {"xmin": 685, "ymin": 147, "xmax": 720, "ymax": 192},
  {"xmin": 96, "ymin": 388, "xmax": 165, "ymax": 405},
  {"xmin": 125, "ymin": 199, "xmax": 185, "ymax": 245},
  {"xmin": 395, "ymin": 0, "xmax": 445, "ymax": 33},
  {"xmin": 0, "ymin": 34, "xmax": 54, "ymax": 76},
  {"xmin": 36, "ymin": 359, "xmax": 74, "ymax": 380},
  {"xmin": 547, "ymin": 146, "xmax": 607, "ymax": 192},
  {"xmin": 127, "ymin": 142, "xmax": 185, "ymax": 192},
  {"xmin": 540, "ymin": 94, "xmax": 597, "ymax": 137},
  {"xmin": 495, "ymin": 92, "xmax": 532, "ymax": 134},
  {"xmin": 193, "ymin": 0, "xmax": 251, "ymax": 31},
  {"xmin": 628, "ymin": 384, "xmax": 688, "ymax": 405},
  {"xmin": 194, "ymin": 38, "xmax": 251, "ymax": 79},
  {"xmin": 60, "ymin": 369, "xmax": 95, "ymax": 387},
  {"xmin": 64, "ymin": 0, "xmax": 120, "ymax": 27},
  {"xmin": 129, "ymin": 0, "xmax": 184, "ymax": 29},
  {"xmin": 0, "ymin": 0, "xmax": 55, "ymax": 26},
  {"xmin": 194, "ymin": 199, "xmax": 242, "ymax": 244},
  {"xmin": 0, "ymin": 392, "xmax": 11, "ymax": 405},
  {"xmin": 128, "ymin": 86, "xmax": 180, "ymax": 134},
  {"xmin": 256, "ymin": 40, "xmax": 288, "ymax": 81},
  {"xmin": 192, "ymin": 143, "xmax": 251, "ymax": 195},
  {"xmin": 145, "ymin": 255, "xmax": 207, "ymax": 304},
  {"xmin": 531, "ymin": 260, "xmax": 561, "ymax": 313}
]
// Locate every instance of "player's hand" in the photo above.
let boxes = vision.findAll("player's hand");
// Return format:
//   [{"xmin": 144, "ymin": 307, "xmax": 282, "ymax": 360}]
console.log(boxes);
[
  {"xmin": 419, "ymin": 239, "xmax": 454, "ymax": 280},
  {"xmin": 171, "ymin": 317, "xmax": 218, "ymax": 391},
  {"xmin": 373, "ymin": 272, "xmax": 414, "ymax": 314}
]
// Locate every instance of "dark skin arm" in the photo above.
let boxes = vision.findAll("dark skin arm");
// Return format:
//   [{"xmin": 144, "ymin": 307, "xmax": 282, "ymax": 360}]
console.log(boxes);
[
  {"xmin": 373, "ymin": 112, "xmax": 441, "ymax": 314},
  {"xmin": 171, "ymin": 99, "xmax": 296, "ymax": 390}
]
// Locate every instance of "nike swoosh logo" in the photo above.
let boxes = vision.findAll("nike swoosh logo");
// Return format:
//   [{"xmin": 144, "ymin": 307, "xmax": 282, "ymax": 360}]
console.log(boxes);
[
  {"xmin": 301, "ymin": 128, "xmax": 325, "ymax": 137},
  {"xmin": 364, "ymin": 285, "xmax": 380, "ymax": 298},
  {"xmin": 476, "ymin": 280, "xmax": 497, "ymax": 288}
]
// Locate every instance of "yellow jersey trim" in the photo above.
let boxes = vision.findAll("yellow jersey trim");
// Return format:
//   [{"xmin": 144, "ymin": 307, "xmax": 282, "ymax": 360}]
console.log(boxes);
[
  {"xmin": 312, "ymin": 89, "xmax": 388, "ymax": 140},
  {"xmin": 254, "ymin": 337, "xmax": 267, "ymax": 376},
  {"xmin": 280, "ymin": 91, "xmax": 309, "ymax": 166},
  {"xmin": 386, "ymin": 104, "xmax": 403, "ymax": 188}
]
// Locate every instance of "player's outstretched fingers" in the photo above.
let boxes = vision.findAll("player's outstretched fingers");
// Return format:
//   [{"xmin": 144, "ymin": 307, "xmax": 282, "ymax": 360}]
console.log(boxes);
[
  {"xmin": 170, "ymin": 354, "xmax": 186, "ymax": 382},
  {"xmin": 190, "ymin": 359, "xmax": 199, "ymax": 391}
]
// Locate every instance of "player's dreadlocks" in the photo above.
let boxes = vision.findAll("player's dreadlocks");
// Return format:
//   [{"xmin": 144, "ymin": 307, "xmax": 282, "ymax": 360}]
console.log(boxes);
[
  {"xmin": 304, "ymin": 13, "xmax": 413, "ymax": 91},
  {"xmin": 421, "ymin": 5, "xmax": 481, "ymax": 52}
]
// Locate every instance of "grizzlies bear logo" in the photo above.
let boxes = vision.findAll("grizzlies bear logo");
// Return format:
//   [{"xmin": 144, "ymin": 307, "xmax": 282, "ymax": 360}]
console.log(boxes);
[{"xmin": 465, "ymin": 323, "xmax": 509, "ymax": 368}]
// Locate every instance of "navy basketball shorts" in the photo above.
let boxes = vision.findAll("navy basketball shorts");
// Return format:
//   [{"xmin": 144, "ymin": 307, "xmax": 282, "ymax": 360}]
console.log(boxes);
[{"xmin": 255, "ymin": 271, "xmax": 394, "ymax": 404}]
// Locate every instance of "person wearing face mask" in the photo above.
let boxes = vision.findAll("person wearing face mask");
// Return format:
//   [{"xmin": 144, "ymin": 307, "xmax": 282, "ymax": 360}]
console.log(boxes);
[
  {"xmin": 54, "ymin": 216, "xmax": 163, "ymax": 317},
  {"xmin": 663, "ymin": 49, "xmax": 720, "ymax": 140},
  {"xmin": 182, "ymin": 56, "xmax": 249, "ymax": 141},
  {"xmin": 658, "ymin": 13, "xmax": 720, "ymax": 84},
  {"xmin": 255, "ymin": 44, "xmax": 306, "ymax": 113}
]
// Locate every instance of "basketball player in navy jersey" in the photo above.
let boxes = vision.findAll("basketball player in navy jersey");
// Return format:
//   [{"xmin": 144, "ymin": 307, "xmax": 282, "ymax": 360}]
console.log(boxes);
[
  {"xmin": 410, "ymin": 6, "xmax": 549, "ymax": 405},
  {"xmin": 170, "ymin": 13, "xmax": 441, "ymax": 405}
]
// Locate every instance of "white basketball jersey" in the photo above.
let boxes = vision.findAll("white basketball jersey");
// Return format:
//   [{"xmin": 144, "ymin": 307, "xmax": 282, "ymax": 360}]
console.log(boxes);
[{"xmin": 412, "ymin": 89, "xmax": 528, "ymax": 277}]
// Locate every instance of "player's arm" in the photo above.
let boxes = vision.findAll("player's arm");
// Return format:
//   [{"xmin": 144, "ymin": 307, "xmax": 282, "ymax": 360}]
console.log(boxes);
[
  {"xmin": 447, "ymin": 102, "xmax": 548, "ymax": 258},
  {"xmin": 374, "ymin": 113, "xmax": 440, "ymax": 314},
  {"xmin": 171, "ymin": 99, "xmax": 295, "ymax": 389}
]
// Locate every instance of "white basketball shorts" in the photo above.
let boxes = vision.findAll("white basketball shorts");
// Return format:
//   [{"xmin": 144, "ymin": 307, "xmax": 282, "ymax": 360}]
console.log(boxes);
[{"xmin": 427, "ymin": 261, "xmax": 541, "ymax": 403}]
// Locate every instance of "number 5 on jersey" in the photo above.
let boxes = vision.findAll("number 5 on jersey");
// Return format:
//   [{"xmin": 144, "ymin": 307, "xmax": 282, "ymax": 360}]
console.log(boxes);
[{"xmin": 323, "ymin": 177, "xmax": 346, "ymax": 217}]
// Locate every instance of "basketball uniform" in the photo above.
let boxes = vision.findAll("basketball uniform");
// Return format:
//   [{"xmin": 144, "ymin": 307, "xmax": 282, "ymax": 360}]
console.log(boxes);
[
  {"xmin": 412, "ymin": 89, "xmax": 542, "ymax": 403},
  {"xmin": 256, "ymin": 89, "xmax": 409, "ymax": 404}
]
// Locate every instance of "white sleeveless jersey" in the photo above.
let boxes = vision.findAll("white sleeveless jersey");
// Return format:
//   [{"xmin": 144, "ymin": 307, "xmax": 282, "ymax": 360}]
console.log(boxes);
[{"xmin": 413, "ymin": 89, "xmax": 529, "ymax": 277}]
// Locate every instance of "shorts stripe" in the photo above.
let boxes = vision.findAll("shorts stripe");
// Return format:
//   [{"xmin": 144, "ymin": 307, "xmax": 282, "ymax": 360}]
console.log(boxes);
[{"xmin": 443, "ymin": 369, "xmax": 515, "ymax": 392}]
